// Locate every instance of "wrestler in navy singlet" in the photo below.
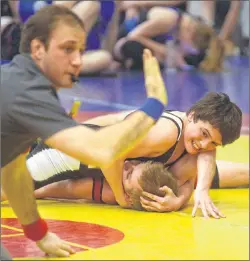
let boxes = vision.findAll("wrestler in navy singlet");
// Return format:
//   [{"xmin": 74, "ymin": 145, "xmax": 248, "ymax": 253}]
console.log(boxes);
[
  {"xmin": 128, "ymin": 110, "xmax": 187, "ymax": 166},
  {"xmin": 27, "ymin": 111, "xmax": 186, "ymax": 189}
]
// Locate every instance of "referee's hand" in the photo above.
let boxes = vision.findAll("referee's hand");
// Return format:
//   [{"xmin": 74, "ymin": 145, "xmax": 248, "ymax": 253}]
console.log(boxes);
[
  {"xmin": 143, "ymin": 49, "xmax": 168, "ymax": 106},
  {"xmin": 36, "ymin": 231, "xmax": 75, "ymax": 257}
]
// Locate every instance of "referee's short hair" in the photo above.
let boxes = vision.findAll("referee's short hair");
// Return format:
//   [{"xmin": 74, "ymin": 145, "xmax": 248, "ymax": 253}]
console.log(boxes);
[{"xmin": 19, "ymin": 5, "xmax": 85, "ymax": 53}]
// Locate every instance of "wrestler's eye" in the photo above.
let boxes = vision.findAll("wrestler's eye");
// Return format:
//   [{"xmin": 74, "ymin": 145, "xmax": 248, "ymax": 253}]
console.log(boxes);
[
  {"xmin": 202, "ymin": 130, "xmax": 208, "ymax": 138},
  {"xmin": 64, "ymin": 47, "xmax": 74, "ymax": 54}
]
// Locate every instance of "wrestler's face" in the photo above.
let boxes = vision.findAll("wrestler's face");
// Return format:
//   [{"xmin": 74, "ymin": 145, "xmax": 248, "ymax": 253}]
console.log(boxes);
[
  {"xmin": 184, "ymin": 113, "xmax": 222, "ymax": 154},
  {"xmin": 122, "ymin": 161, "xmax": 144, "ymax": 196},
  {"xmin": 31, "ymin": 22, "xmax": 86, "ymax": 88}
]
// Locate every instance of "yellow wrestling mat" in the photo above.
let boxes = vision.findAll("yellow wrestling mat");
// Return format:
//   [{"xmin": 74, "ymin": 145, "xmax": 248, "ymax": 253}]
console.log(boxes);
[{"xmin": 1, "ymin": 136, "xmax": 249, "ymax": 260}]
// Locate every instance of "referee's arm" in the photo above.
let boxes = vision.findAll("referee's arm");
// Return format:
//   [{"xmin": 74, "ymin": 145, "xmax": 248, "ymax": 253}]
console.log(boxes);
[{"xmin": 45, "ymin": 110, "xmax": 155, "ymax": 168}]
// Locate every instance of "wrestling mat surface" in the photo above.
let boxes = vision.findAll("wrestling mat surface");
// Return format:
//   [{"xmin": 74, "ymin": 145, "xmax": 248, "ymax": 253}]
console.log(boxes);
[{"xmin": 1, "ymin": 135, "xmax": 249, "ymax": 260}]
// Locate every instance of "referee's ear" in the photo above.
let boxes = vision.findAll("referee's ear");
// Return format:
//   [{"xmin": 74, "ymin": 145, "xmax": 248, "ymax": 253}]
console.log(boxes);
[{"xmin": 30, "ymin": 38, "xmax": 46, "ymax": 61}]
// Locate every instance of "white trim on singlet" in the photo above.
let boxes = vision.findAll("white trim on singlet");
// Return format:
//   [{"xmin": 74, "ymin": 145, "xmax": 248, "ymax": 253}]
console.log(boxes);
[
  {"xmin": 161, "ymin": 111, "xmax": 183, "ymax": 141},
  {"xmin": 123, "ymin": 110, "xmax": 183, "ymax": 141},
  {"xmin": 124, "ymin": 110, "xmax": 184, "ymax": 141},
  {"xmin": 26, "ymin": 148, "xmax": 80, "ymax": 182}
]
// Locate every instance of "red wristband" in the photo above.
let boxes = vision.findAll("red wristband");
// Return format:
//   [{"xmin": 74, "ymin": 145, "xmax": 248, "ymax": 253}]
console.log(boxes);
[{"xmin": 22, "ymin": 218, "xmax": 48, "ymax": 241}]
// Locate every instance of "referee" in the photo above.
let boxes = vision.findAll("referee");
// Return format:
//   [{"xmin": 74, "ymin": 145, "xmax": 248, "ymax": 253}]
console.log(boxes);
[{"xmin": 1, "ymin": 5, "xmax": 167, "ymax": 259}]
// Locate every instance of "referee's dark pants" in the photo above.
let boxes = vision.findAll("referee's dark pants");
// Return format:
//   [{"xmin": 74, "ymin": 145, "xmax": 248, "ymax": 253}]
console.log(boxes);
[{"xmin": 1, "ymin": 243, "xmax": 12, "ymax": 260}]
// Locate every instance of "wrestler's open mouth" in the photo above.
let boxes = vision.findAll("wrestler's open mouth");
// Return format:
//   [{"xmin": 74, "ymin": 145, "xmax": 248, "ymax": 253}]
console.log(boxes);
[{"xmin": 192, "ymin": 141, "xmax": 200, "ymax": 151}]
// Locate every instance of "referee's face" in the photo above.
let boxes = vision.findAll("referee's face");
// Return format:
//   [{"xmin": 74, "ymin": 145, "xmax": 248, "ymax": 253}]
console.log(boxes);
[{"xmin": 38, "ymin": 22, "xmax": 86, "ymax": 88}]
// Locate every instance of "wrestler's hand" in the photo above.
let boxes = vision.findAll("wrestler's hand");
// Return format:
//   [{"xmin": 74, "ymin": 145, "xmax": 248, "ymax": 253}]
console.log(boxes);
[
  {"xmin": 36, "ymin": 232, "xmax": 75, "ymax": 257},
  {"xmin": 140, "ymin": 186, "xmax": 179, "ymax": 212},
  {"xmin": 143, "ymin": 49, "xmax": 168, "ymax": 106},
  {"xmin": 192, "ymin": 189, "xmax": 225, "ymax": 219}
]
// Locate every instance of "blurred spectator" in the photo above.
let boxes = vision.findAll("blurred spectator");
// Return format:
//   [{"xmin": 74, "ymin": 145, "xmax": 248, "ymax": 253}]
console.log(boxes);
[
  {"xmin": 54, "ymin": 1, "xmax": 121, "ymax": 76},
  {"xmin": 119, "ymin": 1, "xmax": 187, "ymax": 36},
  {"xmin": 19, "ymin": 0, "xmax": 52, "ymax": 23},
  {"xmin": 1, "ymin": 0, "xmax": 13, "ymax": 18},
  {"xmin": 113, "ymin": 7, "xmax": 224, "ymax": 72},
  {"xmin": 201, "ymin": 0, "xmax": 242, "ymax": 55},
  {"xmin": 1, "ymin": 0, "xmax": 121, "ymax": 75},
  {"xmin": 1, "ymin": 0, "xmax": 52, "ymax": 61},
  {"xmin": 1, "ymin": 0, "xmax": 22, "ymax": 61}
]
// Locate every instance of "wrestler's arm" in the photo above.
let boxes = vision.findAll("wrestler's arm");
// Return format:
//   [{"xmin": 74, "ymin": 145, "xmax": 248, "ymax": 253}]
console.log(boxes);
[
  {"xmin": 192, "ymin": 150, "xmax": 225, "ymax": 218},
  {"xmin": 84, "ymin": 111, "xmax": 134, "ymax": 126},
  {"xmin": 196, "ymin": 150, "xmax": 217, "ymax": 192},
  {"xmin": 172, "ymin": 178, "xmax": 195, "ymax": 210},
  {"xmin": 34, "ymin": 178, "xmax": 116, "ymax": 205}
]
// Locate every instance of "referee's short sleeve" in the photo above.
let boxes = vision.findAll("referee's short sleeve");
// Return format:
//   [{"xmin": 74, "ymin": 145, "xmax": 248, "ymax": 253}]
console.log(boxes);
[{"xmin": 9, "ymin": 85, "xmax": 79, "ymax": 140}]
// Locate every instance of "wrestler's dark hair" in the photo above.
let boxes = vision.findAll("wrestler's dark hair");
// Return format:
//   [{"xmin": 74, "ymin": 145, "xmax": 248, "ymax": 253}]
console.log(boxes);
[
  {"xmin": 186, "ymin": 92, "xmax": 242, "ymax": 146},
  {"xmin": 19, "ymin": 5, "xmax": 85, "ymax": 53}
]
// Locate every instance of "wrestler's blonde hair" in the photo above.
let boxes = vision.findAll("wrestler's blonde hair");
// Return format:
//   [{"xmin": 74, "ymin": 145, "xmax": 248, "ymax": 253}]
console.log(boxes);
[{"xmin": 128, "ymin": 161, "xmax": 178, "ymax": 211}]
